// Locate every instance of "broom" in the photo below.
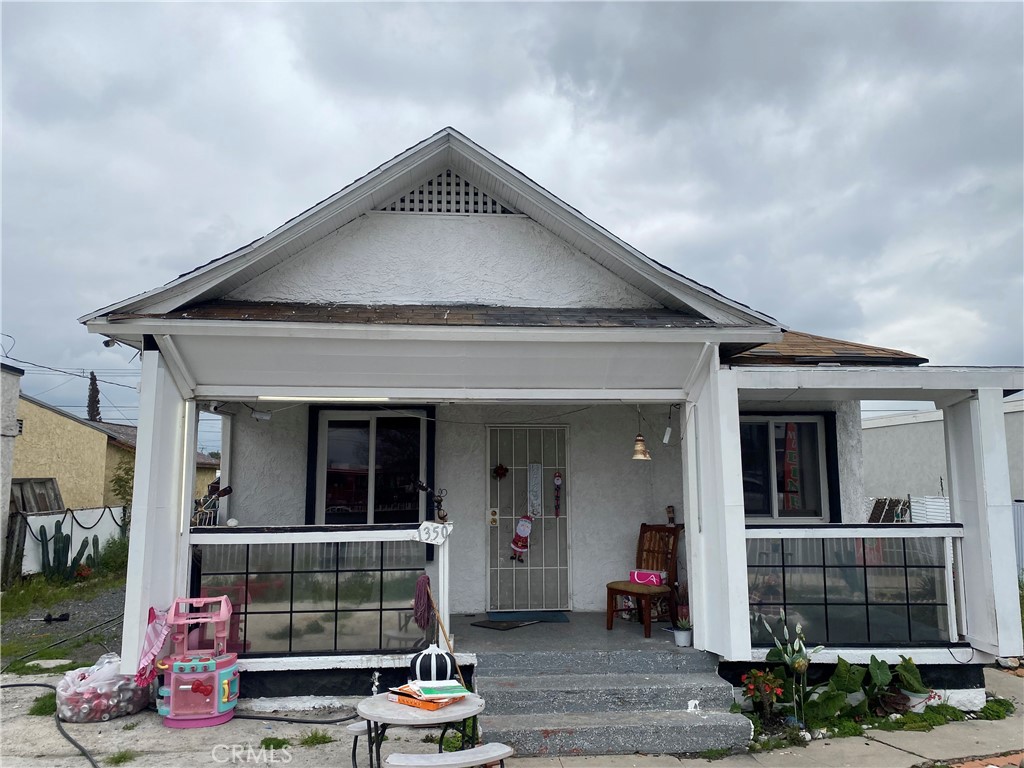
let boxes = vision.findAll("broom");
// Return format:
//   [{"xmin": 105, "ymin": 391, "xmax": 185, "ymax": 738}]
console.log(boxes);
[{"xmin": 413, "ymin": 573, "xmax": 467, "ymax": 690}]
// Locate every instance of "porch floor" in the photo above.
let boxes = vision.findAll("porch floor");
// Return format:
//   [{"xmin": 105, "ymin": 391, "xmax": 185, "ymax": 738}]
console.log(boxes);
[{"xmin": 450, "ymin": 611, "xmax": 683, "ymax": 654}]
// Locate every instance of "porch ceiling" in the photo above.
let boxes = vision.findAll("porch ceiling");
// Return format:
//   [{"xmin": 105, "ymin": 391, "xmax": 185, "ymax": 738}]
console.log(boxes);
[{"xmin": 160, "ymin": 330, "xmax": 720, "ymax": 402}]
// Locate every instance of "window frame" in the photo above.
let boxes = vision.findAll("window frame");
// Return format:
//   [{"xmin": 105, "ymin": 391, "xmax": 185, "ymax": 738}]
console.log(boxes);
[
  {"xmin": 740, "ymin": 414, "xmax": 830, "ymax": 524},
  {"xmin": 312, "ymin": 410, "xmax": 427, "ymax": 526}
]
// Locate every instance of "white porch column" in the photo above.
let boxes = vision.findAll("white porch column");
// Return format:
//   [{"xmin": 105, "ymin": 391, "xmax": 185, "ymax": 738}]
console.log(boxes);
[
  {"xmin": 942, "ymin": 388, "xmax": 1023, "ymax": 657},
  {"xmin": 119, "ymin": 350, "xmax": 190, "ymax": 675},
  {"xmin": 683, "ymin": 360, "xmax": 751, "ymax": 660}
]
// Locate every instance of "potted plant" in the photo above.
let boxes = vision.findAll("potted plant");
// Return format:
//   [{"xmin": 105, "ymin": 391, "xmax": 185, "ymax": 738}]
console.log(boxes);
[
  {"xmin": 673, "ymin": 617, "xmax": 692, "ymax": 647},
  {"xmin": 895, "ymin": 655, "xmax": 933, "ymax": 712}
]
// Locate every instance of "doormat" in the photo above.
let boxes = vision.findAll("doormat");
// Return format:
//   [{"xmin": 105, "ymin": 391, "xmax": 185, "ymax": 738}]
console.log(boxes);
[
  {"xmin": 485, "ymin": 611, "xmax": 569, "ymax": 623},
  {"xmin": 470, "ymin": 620, "xmax": 540, "ymax": 631}
]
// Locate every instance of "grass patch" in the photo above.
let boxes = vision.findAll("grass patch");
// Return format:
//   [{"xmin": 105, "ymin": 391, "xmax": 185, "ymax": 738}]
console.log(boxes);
[
  {"xmin": 698, "ymin": 747, "xmax": 731, "ymax": 760},
  {"xmin": 28, "ymin": 692, "xmax": 57, "ymax": 716},
  {"xmin": 106, "ymin": 750, "xmax": 138, "ymax": 765},
  {"xmin": 260, "ymin": 737, "xmax": 291, "ymax": 750},
  {"xmin": 122, "ymin": 721, "xmax": 139, "ymax": 731},
  {"xmin": 830, "ymin": 717, "xmax": 863, "ymax": 738},
  {"xmin": 421, "ymin": 733, "xmax": 461, "ymax": 751},
  {"xmin": 299, "ymin": 729, "xmax": 333, "ymax": 747},
  {"xmin": 1, "ymin": 571, "xmax": 126, "ymax": 621},
  {"xmin": 1, "ymin": 632, "xmax": 113, "ymax": 675},
  {"xmin": 978, "ymin": 698, "xmax": 1015, "ymax": 720}
]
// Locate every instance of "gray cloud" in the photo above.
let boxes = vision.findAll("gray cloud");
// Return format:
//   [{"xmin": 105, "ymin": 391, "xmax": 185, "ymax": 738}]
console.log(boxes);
[{"xmin": 1, "ymin": 1, "xmax": 1020, "ymax": 435}]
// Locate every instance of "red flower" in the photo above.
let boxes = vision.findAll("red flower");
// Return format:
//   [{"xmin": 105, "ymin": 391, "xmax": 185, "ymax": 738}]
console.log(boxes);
[
  {"xmin": 740, "ymin": 674, "xmax": 747, "ymax": 682},
  {"xmin": 774, "ymin": 687, "xmax": 783, "ymax": 695}
]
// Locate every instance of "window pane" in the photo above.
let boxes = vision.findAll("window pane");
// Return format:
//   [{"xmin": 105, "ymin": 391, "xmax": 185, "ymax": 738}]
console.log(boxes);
[
  {"xmin": 868, "ymin": 605, "xmax": 909, "ymax": 643},
  {"xmin": 747, "ymin": 539, "xmax": 782, "ymax": 566},
  {"xmin": 325, "ymin": 421, "xmax": 370, "ymax": 524},
  {"xmin": 784, "ymin": 567, "xmax": 824, "ymax": 602},
  {"xmin": 907, "ymin": 568, "xmax": 946, "ymax": 604},
  {"xmin": 374, "ymin": 417, "xmax": 421, "ymax": 524},
  {"xmin": 826, "ymin": 567, "xmax": 866, "ymax": 603},
  {"xmin": 906, "ymin": 539, "xmax": 944, "ymax": 566},
  {"xmin": 909, "ymin": 605, "xmax": 949, "ymax": 643},
  {"xmin": 774, "ymin": 421, "xmax": 823, "ymax": 517},
  {"xmin": 291, "ymin": 613, "xmax": 335, "ymax": 652},
  {"xmin": 824, "ymin": 538, "xmax": 861, "ymax": 566},
  {"xmin": 338, "ymin": 572, "xmax": 380, "ymax": 609},
  {"xmin": 740, "ymin": 423, "xmax": 771, "ymax": 515},
  {"xmin": 827, "ymin": 605, "xmax": 869, "ymax": 643},
  {"xmin": 784, "ymin": 538, "xmax": 823, "ymax": 565},
  {"xmin": 867, "ymin": 567, "xmax": 907, "ymax": 603}
]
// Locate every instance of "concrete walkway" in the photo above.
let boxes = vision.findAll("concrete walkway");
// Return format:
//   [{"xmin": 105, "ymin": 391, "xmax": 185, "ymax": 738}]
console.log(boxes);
[{"xmin": 0, "ymin": 669, "xmax": 1020, "ymax": 768}]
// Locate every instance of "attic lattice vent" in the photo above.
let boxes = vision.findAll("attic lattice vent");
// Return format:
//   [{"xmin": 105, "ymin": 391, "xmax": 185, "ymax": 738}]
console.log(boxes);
[{"xmin": 379, "ymin": 169, "xmax": 517, "ymax": 214}]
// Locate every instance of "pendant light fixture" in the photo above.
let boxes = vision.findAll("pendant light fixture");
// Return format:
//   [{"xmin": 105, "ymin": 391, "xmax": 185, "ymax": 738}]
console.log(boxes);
[{"xmin": 632, "ymin": 405, "xmax": 652, "ymax": 461}]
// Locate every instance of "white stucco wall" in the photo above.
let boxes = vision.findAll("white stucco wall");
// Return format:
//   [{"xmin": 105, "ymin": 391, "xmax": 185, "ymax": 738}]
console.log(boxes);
[
  {"xmin": 863, "ymin": 403, "xmax": 1023, "ymax": 501},
  {"xmin": 226, "ymin": 213, "xmax": 661, "ymax": 309},
  {"xmin": 228, "ymin": 404, "xmax": 309, "ymax": 525}
]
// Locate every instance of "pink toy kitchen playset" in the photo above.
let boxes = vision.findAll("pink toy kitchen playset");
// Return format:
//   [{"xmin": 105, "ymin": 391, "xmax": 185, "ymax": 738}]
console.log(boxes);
[{"xmin": 156, "ymin": 596, "xmax": 240, "ymax": 728}]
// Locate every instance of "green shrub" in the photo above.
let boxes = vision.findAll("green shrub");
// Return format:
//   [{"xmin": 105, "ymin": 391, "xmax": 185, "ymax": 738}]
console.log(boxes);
[
  {"xmin": 977, "ymin": 698, "xmax": 1014, "ymax": 720},
  {"xmin": 927, "ymin": 703, "xmax": 965, "ymax": 722},
  {"xmin": 98, "ymin": 536, "xmax": 130, "ymax": 574},
  {"xmin": 830, "ymin": 717, "xmax": 863, "ymax": 738}
]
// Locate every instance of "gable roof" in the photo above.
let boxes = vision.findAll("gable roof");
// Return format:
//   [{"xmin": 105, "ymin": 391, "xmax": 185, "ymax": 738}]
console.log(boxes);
[
  {"xmin": 726, "ymin": 330, "xmax": 928, "ymax": 367},
  {"xmin": 80, "ymin": 127, "xmax": 779, "ymax": 329}
]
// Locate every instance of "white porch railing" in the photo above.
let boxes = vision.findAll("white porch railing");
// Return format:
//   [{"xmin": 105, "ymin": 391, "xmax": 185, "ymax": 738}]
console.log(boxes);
[
  {"xmin": 745, "ymin": 524, "xmax": 964, "ymax": 647},
  {"xmin": 188, "ymin": 522, "xmax": 452, "ymax": 656}
]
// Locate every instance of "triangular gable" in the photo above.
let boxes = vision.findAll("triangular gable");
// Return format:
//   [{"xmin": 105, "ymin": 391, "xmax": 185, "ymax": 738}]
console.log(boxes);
[{"xmin": 80, "ymin": 127, "xmax": 779, "ymax": 328}]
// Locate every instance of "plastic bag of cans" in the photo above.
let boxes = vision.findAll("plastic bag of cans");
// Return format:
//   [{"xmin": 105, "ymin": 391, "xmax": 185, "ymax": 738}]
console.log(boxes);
[{"xmin": 56, "ymin": 653, "xmax": 151, "ymax": 723}]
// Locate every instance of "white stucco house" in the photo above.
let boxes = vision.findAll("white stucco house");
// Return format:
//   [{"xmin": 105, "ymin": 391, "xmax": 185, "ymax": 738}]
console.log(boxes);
[{"xmin": 80, "ymin": 128, "xmax": 1022, "ymax": 697}]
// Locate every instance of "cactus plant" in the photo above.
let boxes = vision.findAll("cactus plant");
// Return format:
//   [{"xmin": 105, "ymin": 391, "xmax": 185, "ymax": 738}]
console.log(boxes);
[
  {"xmin": 85, "ymin": 535, "xmax": 100, "ymax": 570},
  {"xmin": 38, "ymin": 521, "xmax": 91, "ymax": 581}
]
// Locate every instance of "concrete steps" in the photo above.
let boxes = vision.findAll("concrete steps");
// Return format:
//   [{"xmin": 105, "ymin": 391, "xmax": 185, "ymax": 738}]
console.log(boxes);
[
  {"xmin": 473, "ymin": 649, "xmax": 752, "ymax": 757},
  {"xmin": 476, "ymin": 671, "xmax": 735, "ymax": 714},
  {"xmin": 478, "ymin": 710, "xmax": 753, "ymax": 757}
]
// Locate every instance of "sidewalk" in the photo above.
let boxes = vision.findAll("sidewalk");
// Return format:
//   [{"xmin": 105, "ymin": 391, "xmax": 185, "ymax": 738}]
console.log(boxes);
[{"xmin": 0, "ymin": 668, "xmax": 1020, "ymax": 767}]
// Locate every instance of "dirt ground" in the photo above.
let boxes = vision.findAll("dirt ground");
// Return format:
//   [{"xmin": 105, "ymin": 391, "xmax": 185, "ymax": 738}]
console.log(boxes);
[{"xmin": 1, "ymin": 581, "xmax": 126, "ymax": 670}]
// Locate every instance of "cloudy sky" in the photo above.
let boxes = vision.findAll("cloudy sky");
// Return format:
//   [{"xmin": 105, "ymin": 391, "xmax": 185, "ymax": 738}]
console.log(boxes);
[{"xmin": 2, "ymin": 2, "xmax": 1021, "ymax": 448}]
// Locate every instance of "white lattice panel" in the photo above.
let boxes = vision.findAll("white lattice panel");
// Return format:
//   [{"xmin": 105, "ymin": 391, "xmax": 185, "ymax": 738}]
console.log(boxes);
[{"xmin": 378, "ymin": 169, "xmax": 517, "ymax": 214}]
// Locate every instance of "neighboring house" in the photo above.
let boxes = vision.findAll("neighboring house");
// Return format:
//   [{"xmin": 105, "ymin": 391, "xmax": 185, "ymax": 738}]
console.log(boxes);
[
  {"xmin": 11, "ymin": 394, "xmax": 218, "ymax": 511},
  {"xmin": 2, "ymin": 363, "xmax": 25, "ymax": 571},
  {"xmin": 79, "ymin": 128, "xmax": 1022, "ymax": 699},
  {"xmin": 863, "ymin": 398, "xmax": 1024, "ymax": 501}
]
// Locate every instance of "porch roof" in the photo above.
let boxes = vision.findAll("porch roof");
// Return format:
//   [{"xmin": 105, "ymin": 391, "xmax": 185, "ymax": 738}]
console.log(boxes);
[{"xmin": 727, "ymin": 329, "xmax": 928, "ymax": 367}]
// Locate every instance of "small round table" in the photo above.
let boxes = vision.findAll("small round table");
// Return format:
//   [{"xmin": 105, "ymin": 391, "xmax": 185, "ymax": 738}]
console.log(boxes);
[{"xmin": 356, "ymin": 693, "xmax": 486, "ymax": 768}]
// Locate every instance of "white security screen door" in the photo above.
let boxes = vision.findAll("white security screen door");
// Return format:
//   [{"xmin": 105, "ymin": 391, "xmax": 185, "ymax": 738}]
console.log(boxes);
[{"xmin": 487, "ymin": 426, "xmax": 570, "ymax": 611}]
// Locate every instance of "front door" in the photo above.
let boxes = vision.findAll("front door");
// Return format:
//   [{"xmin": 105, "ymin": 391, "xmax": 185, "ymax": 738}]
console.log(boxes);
[{"xmin": 487, "ymin": 426, "xmax": 570, "ymax": 611}]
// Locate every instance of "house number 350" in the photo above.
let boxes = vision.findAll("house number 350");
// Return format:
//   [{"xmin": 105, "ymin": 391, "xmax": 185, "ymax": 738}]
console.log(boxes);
[{"xmin": 416, "ymin": 522, "xmax": 451, "ymax": 543}]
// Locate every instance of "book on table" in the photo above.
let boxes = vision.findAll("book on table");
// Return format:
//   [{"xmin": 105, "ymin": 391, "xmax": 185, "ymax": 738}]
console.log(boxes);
[
  {"xmin": 407, "ymin": 680, "xmax": 473, "ymax": 699},
  {"xmin": 386, "ymin": 683, "xmax": 468, "ymax": 710}
]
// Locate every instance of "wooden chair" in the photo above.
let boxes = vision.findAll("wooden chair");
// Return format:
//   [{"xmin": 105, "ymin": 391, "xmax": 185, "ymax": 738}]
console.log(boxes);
[{"xmin": 606, "ymin": 524, "xmax": 680, "ymax": 638}]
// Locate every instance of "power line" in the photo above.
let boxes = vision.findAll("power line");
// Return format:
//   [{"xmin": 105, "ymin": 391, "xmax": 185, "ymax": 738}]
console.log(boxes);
[{"xmin": 3, "ymin": 355, "xmax": 138, "ymax": 389}]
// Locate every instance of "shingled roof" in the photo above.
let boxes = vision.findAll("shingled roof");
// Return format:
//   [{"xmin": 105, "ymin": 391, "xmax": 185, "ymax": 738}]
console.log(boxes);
[
  {"xmin": 727, "ymin": 330, "xmax": 928, "ymax": 367},
  {"xmin": 121, "ymin": 300, "xmax": 719, "ymax": 329}
]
